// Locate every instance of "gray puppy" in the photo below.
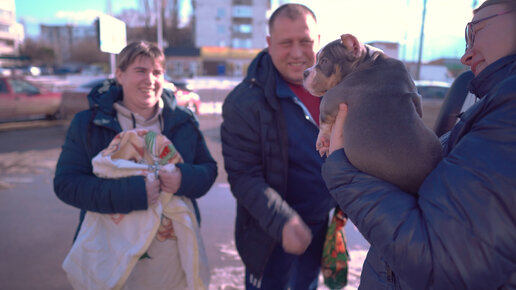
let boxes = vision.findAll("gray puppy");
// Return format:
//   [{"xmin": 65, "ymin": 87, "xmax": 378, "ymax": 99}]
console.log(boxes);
[{"xmin": 303, "ymin": 34, "xmax": 442, "ymax": 194}]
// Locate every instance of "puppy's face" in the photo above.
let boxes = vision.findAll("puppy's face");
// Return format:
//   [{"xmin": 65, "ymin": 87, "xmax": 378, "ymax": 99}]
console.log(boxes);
[
  {"xmin": 302, "ymin": 39, "xmax": 344, "ymax": 97},
  {"xmin": 303, "ymin": 34, "xmax": 369, "ymax": 96}
]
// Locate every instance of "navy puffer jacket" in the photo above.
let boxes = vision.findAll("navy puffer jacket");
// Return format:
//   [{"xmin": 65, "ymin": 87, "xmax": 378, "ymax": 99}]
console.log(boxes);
[
  {"xmin": 322, "ymin": 53, "xmax": 516, "ymax": 289},
  {"xmin": 221, "ymin": 50, "xmax": 298, "ymax": 277},
  {"xmin": 54, "ymin": 80, "xmax": 217, "ymax": 237}
]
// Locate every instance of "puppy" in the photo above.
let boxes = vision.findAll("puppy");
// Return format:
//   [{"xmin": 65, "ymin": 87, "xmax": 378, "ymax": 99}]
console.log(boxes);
[{"xmin": 303, "ymin": 34, "xmax": 442, "ymax": 194}]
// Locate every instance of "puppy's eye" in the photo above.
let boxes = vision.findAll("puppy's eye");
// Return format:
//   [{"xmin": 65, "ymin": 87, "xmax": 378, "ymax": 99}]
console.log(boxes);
[{"xmin": 320, "ymin": 58, "xmax": 328, "ymax": 65}]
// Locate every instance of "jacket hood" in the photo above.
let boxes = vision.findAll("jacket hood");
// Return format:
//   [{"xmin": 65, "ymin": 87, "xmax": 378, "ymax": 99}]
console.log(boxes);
[
  {"xmin": 244, "ymin": 49, "xmax": 281, "ymax": 109},
  {"xmin": 86, "ymin": 79, "xmax": 121, "ymax": 114},
  {"xmin": 246, "ymin": 49, "xmax": 274, "ymax": 82},
  {"xmin": 469, "ymin": 53, "xmax": 516, "ymax": 98}
]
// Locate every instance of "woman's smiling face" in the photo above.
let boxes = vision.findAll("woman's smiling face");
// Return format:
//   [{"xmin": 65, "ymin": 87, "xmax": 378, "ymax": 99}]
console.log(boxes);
[{"xmin": 116, "ymin": 55, "xmax": 165, "ymax": 113}]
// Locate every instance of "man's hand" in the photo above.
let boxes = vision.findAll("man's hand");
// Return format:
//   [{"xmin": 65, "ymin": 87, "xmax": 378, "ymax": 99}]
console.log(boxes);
[
  {"xmin": 282, "ymin": 215, "xmax": 312, "ymax": 255},
  {"xmin": 158, "ymin": 166, "xmax": 182, "ymax": 194},
  {"xmin": 328, "ymin": 103, "xmax": 348, "ymax": 155},
  {"xmin": 145, "ymin": 174, "xmax": 161, "ymax": 206}
]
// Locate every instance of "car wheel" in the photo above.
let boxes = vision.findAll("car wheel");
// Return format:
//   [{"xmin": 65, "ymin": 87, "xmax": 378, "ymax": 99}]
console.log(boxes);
[{"xmin": 47, "ymin": 110, "xmax": 63, "ymax": 120}]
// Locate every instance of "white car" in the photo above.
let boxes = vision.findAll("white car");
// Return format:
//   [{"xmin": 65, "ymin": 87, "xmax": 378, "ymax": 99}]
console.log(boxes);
[{"xmin": 415, "ymin": 80, "xmax": 451, "ymax": 128}]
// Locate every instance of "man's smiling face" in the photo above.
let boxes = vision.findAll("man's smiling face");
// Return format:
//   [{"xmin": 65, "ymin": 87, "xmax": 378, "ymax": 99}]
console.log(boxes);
[
  {"xmin": 461, "ymin": 3, "xmax": 516, "ymax": 75},
  {"xmin": 267, "ymin": 14, "xmax": 319, "ymax": 85}
]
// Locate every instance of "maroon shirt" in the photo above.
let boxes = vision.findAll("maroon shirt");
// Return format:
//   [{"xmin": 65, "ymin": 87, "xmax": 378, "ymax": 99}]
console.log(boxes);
[{"xmin": 288, "ymin": 83, "xmax": 321, "ymax": 126}]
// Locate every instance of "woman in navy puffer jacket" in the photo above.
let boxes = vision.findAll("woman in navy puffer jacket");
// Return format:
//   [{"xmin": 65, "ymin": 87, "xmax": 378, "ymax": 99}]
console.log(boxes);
[{"xmin": 322, "ymin": 1, "xmax": 516, "ymax": 289}]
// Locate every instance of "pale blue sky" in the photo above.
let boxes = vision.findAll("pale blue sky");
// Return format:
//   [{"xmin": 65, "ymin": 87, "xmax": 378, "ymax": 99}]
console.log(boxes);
[{"xmin": 14, "ymin": 0, "xmax": 482, "ymax": 62}]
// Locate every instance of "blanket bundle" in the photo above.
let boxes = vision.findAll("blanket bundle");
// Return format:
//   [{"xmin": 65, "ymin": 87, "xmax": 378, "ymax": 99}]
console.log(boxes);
[{"xmin": 62, "ymin": 129, "xmax": 210, "ymax": 290}]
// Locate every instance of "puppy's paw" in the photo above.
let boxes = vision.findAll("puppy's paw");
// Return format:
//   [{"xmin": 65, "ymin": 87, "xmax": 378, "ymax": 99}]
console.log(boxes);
[
  {"xmin": 316, "ymin": 135, "xmax": 331, "ymax": 157},
  {"xmin": 318, "ymin": 146, "xmax": 330, "ymax": 157}
]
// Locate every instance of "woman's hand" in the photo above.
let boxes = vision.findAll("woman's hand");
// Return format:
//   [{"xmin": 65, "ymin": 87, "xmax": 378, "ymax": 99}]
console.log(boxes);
[
  {"xmin": 328, "ymin": 103, "xmax": 348, "ymax": 155},
  {"xmin": 159, "ymin": 166, "xmax": 182, "ymax": 194},
  {"xmin": 145, "ymin": 175, "xmax": 161, "ymax": 206}
]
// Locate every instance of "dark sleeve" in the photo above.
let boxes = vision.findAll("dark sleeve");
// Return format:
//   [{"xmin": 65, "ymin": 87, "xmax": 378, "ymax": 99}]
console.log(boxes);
[
  {"xmin": 322, "ymin": 87, "xmax": 516, "ymax": 289},
  {"xmin": 433, "ymin": 70, "xmax": 474, "ymax": 137},
  {"xmin": 53, "ymin": 114, "xmax": 147, "ymax": 214},
  {"xmin": 220, "ymin": 93, "xmax": 295, "ymax": 240},
  {"xmin": 175, "ymin": 118, "xmax": 217, "ymax": 200}
]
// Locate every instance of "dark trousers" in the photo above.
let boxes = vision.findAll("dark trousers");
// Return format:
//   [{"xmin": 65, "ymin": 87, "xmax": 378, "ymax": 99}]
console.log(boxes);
[{"xmin": 245, "ymin": 220, "xmax": 327, "ymax": 290}]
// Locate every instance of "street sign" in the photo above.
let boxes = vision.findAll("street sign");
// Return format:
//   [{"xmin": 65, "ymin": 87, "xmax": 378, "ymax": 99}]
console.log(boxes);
[{"xmin": 97, "ymin": 14, "xmax": 127, "ymax": 54}]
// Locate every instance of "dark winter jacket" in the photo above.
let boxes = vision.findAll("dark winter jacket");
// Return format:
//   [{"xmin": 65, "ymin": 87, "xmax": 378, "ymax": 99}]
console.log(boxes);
[
  {"xmin": 221, "ymin": 49, "xmax": 335, "ymax": 277},
  {"xmin": 322, "ymin": 53, "xmax": 516, "ymax": 289},
  {"xmin": 54, "ymin": 80, "xmax": 217, "ymax": 237}
]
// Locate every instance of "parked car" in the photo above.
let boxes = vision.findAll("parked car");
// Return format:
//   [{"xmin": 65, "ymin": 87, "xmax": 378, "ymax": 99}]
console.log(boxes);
[
  {"xmin": 0, "ymin": 76, "xmax": 62, "ymax": 122},
  {"xmin": 58, "ymin": 78, "xmax": 105, "ymax": 120},
  {"xmin": 415, "ymin": 80, "xmax": 451, "ymax": 128},
  {"xmin": 60, "ymin": 78, "xmax": 201, "ymax": 120},
  {"xmin": 164, "ymin": 80, "xmax": 201, "ymax": 114}
]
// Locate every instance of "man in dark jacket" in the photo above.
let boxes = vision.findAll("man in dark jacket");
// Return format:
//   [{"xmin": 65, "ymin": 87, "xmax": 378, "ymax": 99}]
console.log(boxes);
[
  {"xmin": 221, "ymin": 4, "xmax": 336, "ymax": 289},
  {"xmin": 322, "ymin": 0, "xmax": 516, "ymax": 288},
  {"xmin": 54, "ymin": 41, "xmax": 217, "ymax": 288}
]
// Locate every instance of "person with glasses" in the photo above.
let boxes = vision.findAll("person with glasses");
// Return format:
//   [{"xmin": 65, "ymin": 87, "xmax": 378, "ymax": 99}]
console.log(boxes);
[{"xmin": 321, "ymin": 0, "xmax": 516, "ymax": 288}]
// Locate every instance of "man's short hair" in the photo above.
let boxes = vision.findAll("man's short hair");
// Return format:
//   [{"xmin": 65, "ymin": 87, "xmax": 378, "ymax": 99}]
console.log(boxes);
[
  {"xmin": 474, "ymin": 0, "xmax": 516, "ymax": 14},
  {"xmin": 117, "ymin": 41, "xmax": 165, "ymax": 72},
  {"xmin": 268, "ymin": 3, "xmax": 317, "ymax": 33}
]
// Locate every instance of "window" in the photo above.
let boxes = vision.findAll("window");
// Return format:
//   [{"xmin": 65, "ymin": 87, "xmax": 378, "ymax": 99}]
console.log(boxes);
[
  {"xmin": 0, "ymin": 79, "xmax": 8, "ymax": 94},
  {"xmin": 217, "ymin": 8, "xmax": 226, "ymax": 18},
  {"xmin": 232, "ymin": 6, "xmax": 253, "ymax": 18},
  {"xmin": 0, "ymin": 9, "xmax": 13, "ymax": 19},
  {"xmin": 7, "ymin": 79, "xmax": 40, "ymax": 95},
  {"xmin": 232, "ymin": 38, "xmax": 252, "ymax": 49},
  {"xmin": 233, "ymin": 24, "xmax": 252, "ymax": 34},
  {"xmin": 217, "ymin": 24, "xmax": 226, "ymax": 34}
]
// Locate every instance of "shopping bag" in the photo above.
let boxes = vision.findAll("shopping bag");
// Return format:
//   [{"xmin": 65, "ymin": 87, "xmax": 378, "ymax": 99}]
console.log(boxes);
[{"xmin": 321, "ymin": 206, "xmax": 350, "ymax": 289}]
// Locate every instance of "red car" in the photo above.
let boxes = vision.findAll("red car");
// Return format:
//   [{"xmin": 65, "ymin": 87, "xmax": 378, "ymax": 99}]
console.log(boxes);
[
  {"xmin": 60, "ymin": 78, "xmax": 200, "ymax": 120},
  {"xmin": 0, "ymin": 76, "xmax": 62, "ymax": 122},
  {"xmin": 164, "ymin": 80, "xmax": 201, "ymax": 114}
]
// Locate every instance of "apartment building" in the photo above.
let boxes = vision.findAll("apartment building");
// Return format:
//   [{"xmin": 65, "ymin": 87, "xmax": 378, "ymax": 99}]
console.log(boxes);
[
  {"xmin": 194, "ymin": 0, "xmax": 269, "ymax": 76},
  {"xmin": 0, "ymin": 0, "xmax": 24, "ymax": 67}
]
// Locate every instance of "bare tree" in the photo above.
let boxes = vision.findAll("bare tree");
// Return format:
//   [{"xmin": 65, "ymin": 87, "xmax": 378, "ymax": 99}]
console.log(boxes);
[
  {"xmin": 142, "ymin": 0, "xmax": 154, "ymax": 40},
  {"xmin": 70, "ymin": 39, "xmax": 109, "ymax": 64},
  {"xmin": 191, "ymin": 0, "xmax": 196, "ymax": 46},
  {"xmin": 18, "ymin": 38, "xmax": 56, "ymax": 66}
]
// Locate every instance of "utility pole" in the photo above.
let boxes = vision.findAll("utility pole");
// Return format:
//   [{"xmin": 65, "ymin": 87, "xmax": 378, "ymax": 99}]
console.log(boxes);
[
  {"xmin": 157, "ymin": 0, "xmax": 164, "ymax": 49},
  {"xmin": 416, "ymin": 0, "xmax": 427, "ymax": 80},
  {"xmin": 106, "ymin": 0, "xmax": 116, "ymax": 78}
]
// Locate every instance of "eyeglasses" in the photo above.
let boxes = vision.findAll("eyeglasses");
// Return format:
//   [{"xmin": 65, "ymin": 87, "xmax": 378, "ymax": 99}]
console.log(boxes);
[{"xmin": 465, "ymin": 8, "xmax": 516, "ymax": 51}]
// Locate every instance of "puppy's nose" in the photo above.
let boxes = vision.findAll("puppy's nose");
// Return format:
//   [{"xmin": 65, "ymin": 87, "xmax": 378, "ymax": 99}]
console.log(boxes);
[{"xmin": 303, "ymin": 70, "xmax": 310, "ymax": 80}]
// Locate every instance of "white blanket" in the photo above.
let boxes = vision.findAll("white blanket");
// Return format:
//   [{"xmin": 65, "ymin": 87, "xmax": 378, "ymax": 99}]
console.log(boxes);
[{"xmin": 62, "ymin": 129, "xmax": 210, "ymax": 290}]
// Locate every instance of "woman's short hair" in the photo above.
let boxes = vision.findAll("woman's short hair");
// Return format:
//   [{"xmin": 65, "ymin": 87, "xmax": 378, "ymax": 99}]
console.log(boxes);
[{"xmin": 116, "ymin": 41, "xmax": 165, "ymax": 72}]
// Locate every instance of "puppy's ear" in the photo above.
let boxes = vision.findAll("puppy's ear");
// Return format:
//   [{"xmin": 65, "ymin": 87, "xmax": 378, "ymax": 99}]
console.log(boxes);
[{"xmin": 340, "ymin": 34, "xmax": 365, "ymax": 59}]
